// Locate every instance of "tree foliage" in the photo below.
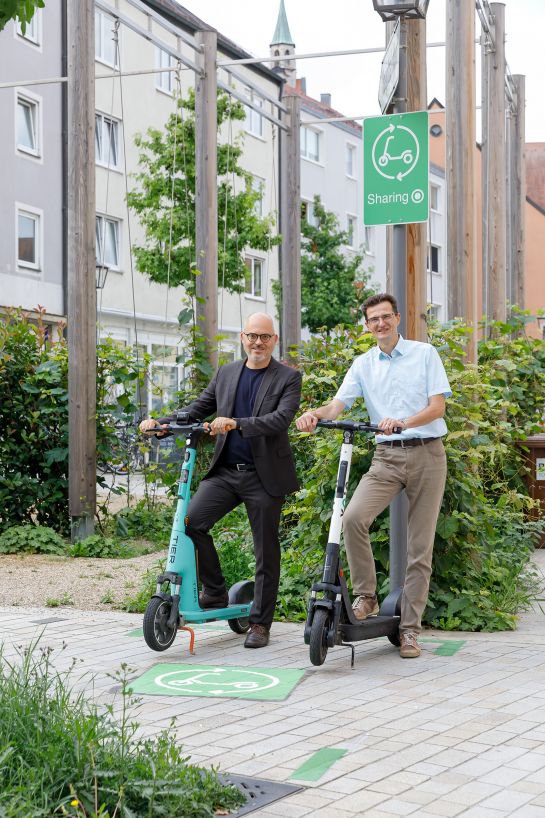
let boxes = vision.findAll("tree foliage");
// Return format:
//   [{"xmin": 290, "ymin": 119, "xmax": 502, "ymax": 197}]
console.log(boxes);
[
  {"xmin": 127, "ymin": 89, "xmax": 278, "ymax": 294},
  {"xmin": 300, "ymin": 196, "xmax": 374, "ymax": 333},
  {"xmin": 0, "ymin": 0, "xmax": 44, "ymax": 33}
]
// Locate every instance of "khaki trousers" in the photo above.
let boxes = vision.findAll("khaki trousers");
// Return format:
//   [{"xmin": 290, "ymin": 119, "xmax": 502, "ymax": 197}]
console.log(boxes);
[{"xmin": 342, "ymin": 438, "xmax": 447, "ymax": 634}]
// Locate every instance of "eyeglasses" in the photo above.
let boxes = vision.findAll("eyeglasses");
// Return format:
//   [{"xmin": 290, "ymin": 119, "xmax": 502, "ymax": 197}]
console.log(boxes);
[
  {"xmin": 242, "ymin": 332, "xmax": 274, "ymax": 343},
  {"xmin": 366, "ymin": 312, "xmax": 397, "ymax": 327}
]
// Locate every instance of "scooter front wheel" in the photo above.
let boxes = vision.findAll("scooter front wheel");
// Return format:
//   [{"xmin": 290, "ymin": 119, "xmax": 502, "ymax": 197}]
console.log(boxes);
[
  {"xmin": 309, "ymin": 608, "xmax": 330, "ymax": 666},
  {"xmin": 143, "ymin": 597, "xmax": 177, "ymax": 651}
]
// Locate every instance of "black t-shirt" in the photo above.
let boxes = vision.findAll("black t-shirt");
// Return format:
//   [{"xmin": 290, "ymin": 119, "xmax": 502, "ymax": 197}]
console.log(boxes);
[{"xmin": 221, "ymin": 364, "xmax": 267, "ymax": 465}]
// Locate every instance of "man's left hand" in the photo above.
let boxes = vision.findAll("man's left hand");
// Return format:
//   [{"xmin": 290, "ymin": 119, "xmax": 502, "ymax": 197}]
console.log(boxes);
[
  {"xmin": 378, "ymin": 417, "xmax": 406, "ymax": 435},
  {"xmin": 208, "ymin": 417, "xmax": 237, "ymax": 436}
]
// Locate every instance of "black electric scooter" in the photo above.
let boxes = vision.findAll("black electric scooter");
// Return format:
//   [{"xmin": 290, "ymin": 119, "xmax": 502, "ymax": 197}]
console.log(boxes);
[{"xmin": 304, "ymin": 419, "xmax": 403, "ymax": 667}]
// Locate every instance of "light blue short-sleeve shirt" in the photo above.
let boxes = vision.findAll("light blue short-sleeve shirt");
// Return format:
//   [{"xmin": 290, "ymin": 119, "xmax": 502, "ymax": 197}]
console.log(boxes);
[{"xmin": 334, "ymin": 336, "xmax": 451, "ymax": 442}]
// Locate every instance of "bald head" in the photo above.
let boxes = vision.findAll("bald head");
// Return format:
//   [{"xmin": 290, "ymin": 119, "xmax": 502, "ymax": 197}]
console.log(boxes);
[
  {"xmin": 241, "ymin": 312, "xmax": 278, "ymax": 369},
  {"xmin": 243, "ymin": 312, "xmax": 275, "ymax": 334}
]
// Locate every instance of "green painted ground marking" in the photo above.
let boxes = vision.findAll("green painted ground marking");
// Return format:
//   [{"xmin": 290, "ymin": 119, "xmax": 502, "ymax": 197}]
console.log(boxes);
[
  {"xmin": 420, "ymin": 638, "xmax": 466, "ymax": 656},
  {"xmin": 129, "ymin": 663, "xmax": 306, "ymax": 701},
  {"xmin": 290, "ymin": 748, "xmax": 348, "ymax": 782}
]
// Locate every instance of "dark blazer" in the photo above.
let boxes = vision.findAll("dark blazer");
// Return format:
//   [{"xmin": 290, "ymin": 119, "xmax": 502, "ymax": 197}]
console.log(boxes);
[{"xmin": 166, "ymin": 358, "xmax": 302, "ymax": 497}]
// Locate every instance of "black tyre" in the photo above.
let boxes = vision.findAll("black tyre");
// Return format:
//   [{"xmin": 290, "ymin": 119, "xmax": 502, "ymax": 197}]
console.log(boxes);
[
  {"xmin": 143, "ymin": 597, "xmax": 177, "ymax": 651},
  {"xmin": 309, "ymin": 608, "xmax": 330, "ymax": 666},
  {"xmin": 387, "ymin": 630, "xmax": 401, "ymax": 647},
  {"xmin": 227, "ymin": 580, "xmax": 254, "ymax": 635}
]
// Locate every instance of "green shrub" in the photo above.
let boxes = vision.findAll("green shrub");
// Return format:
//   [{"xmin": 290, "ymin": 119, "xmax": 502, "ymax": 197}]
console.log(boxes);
[
  {"xmin": 0, "ymin": 640, "xmax": 244, "ymax": 817},
  {"xmin": 0, "ymin": 308, "xmax": 147, "ymax": 534},
  {"xmin": 68, "ymin": 534, "xmax": 134, "ymax": 559},
  {"xmin": 0, "ymin": 524, "xmax": 66, "ymax": 555},
  {"xmin": 114, "ymin": 498, "xmax": 174, "ymax": 544}
]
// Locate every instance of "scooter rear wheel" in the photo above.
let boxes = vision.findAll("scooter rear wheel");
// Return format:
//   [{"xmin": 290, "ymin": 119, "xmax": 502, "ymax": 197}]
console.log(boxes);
[
  {"xmin": 143, "ymin": 597, "xmax": 177, "ymax": 651},
  {"xmin": 309, "ymin": 608, "xmax": 330, "ymax": 666},
  {"xmin": 227, "ymin": 580, "xmax": 254, "ymax": 634},
  {"xmin": 387, "ymin": 632, "xmax": 401, "ymax": 647}
]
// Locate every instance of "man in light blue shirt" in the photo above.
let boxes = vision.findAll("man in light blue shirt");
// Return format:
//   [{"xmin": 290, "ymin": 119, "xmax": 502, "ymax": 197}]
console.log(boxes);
[{"xmin": 296, "ymin": 293, "xmax": 451, "ymax": 658}]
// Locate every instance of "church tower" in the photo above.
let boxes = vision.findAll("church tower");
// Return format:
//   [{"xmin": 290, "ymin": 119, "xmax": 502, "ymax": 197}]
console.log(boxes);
[{"xmin": 270, "ymin": 0, "xmax": 296, "ymax": 86}]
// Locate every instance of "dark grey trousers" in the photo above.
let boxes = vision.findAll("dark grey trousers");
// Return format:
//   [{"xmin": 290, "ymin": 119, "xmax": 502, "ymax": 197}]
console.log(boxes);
[{"xmin": 186, "ymin": 465, "xmax": 284, "ymax": 628}]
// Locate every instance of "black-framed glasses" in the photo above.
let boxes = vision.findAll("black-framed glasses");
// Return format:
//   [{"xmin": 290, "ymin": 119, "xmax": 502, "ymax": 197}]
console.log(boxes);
[
  {"xmin": 242, "ymin": 332, "xmax": 274, "ymax": 343},
  {"xmin": 366, "ymin": 312, "xmax": 397, "ymax": 327}
]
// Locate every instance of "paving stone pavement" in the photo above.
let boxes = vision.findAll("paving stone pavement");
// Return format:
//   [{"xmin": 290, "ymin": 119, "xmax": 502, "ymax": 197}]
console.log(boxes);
[{"xmin": 1, "ymin": 551, "xmax": 545, "ymax": 818}]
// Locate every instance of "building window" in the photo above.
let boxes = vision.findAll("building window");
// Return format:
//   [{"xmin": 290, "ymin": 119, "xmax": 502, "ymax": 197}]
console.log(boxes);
[
  {"xmin": 427, "ymin": 244, "xmax": 440, "ymax": 274},
  {"xmin": 17, "ymin": 208, "xmax": 41, "ymax": 270},
  {"xmin": 155, "ymin": 47, "xmax": 174, "ymax": 94},
  {"xmin": 300, "ymin": 126, "xmax": 321, "ymax": 162},
  {"xmin": 364, "ymin": 226, "xmax": 375, "ymax": 255},
  {"xmin": 95, "ymin": 113, "xmax": 119, "ymax": 168},
  {"xmin": 96, "ymin": 215, "xmax": 120, "ymax": 269},
  {"xmin": 346, "ymin": 215, "xmax": 357, "ymax": 248},
  {"xmin": 95, "ymin": 10, "xmax": 118, "ymax": 67},
  {"xmin": 301, "ymin": 200, "xmax": 319, "ymax": 228},
  {"xmin": 245, "ymin": 257, "xmax": 264, "ymax": 298},
  {"xmin": 346, "ymin": 144, "xmax": 357, "ymax": 177},
  {"xmin": 16, "ymin": 11, "xmax": 40, "ymax": 45},
  {"xmin": 17, "ymin": 94, "xmax": 40, "ymax": 156},
  {"xmin": 427, "ymin": 303, "xmax": 440, "ymax": 320},
  {"xmin": 430, "ymin": 184, "xmax": 440, "ymax": 212},
  {"xmin": 244, "ymin": 88, "xmax": 264, "ymax": 137},
  {"xmin": 250, "ymin": 176, "xmax": 265, "ymax": 217},
  {"xmin": 151, "ymin": 344, "xmax": 182, "ymax": 411}
]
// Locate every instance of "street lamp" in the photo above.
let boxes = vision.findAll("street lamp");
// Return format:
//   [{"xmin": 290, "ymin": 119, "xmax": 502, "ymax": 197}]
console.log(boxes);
[
  {"xmin": 372, "ymin": 0, "xmax": 430, "ymax": 21},
  {"xmin": 95, "ymin": 262, "xmax": 109, "ymax": 290}
]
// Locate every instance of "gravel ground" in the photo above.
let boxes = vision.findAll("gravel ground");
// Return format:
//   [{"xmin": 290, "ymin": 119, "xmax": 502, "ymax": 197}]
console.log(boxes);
[{"xmin": 0, "ymin": 551, "xmax": 165, "ymax": 611}]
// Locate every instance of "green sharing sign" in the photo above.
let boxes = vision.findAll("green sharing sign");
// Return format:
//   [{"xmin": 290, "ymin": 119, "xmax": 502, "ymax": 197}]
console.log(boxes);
[{"xmin": 363, "ymin": 111, "xmax": 429, "ymax": 226}]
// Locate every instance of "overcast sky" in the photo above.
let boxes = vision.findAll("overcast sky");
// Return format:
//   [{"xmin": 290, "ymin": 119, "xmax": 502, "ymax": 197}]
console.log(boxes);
[{"xmin": 177, "ymin": 0, "xmax": 544, "ymax": 143}]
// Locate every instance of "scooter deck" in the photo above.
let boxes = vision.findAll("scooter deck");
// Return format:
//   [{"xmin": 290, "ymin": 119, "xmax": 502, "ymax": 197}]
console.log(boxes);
[
  {"xmin": 340, "ymin": 613, "xmax": 400, "ymax": 643},
  {"xmin": 180, "ymin": 603, "xmax": 251, "ymax": 623}
]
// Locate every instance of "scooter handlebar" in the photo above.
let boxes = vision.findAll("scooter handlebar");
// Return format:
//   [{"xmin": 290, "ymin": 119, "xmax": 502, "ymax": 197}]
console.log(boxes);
[{"xmin": 316, "ymin": 419, "xmax": 403, "ymax": 435}]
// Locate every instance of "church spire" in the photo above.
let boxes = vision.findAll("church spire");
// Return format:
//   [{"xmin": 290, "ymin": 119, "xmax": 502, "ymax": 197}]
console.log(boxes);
[
  {"xmin": 270, "ymin": 0, "xmax": 296, "ymax": 85},
  {"xmin": 271, "ymin": 0, "xmax": 295, "ymax": 47}
]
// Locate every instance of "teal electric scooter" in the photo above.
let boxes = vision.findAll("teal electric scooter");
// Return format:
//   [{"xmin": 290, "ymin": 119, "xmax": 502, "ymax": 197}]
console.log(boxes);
[{"xmin": 143, "ymin": 413, "xmax": 254, "ymax": 653}]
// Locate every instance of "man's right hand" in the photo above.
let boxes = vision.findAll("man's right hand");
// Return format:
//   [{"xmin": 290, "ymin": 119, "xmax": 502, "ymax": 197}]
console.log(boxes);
[
  {"xmin": 139, "ymin": 418, "xmax": 169, "ymax": 437},
  {"xmin": 296, "ymin": 411, "xmax": 319, "ymax": 433}
]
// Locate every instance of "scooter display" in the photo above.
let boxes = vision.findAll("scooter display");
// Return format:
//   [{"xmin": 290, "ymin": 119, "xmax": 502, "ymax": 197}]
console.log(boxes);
[
  {"xmin": 304, "ymin": 419, "xmax": 402, "ymax": 667},
  {"xmin": 142, "ymin": 413, "xmax": 254, "ymax": 653}
]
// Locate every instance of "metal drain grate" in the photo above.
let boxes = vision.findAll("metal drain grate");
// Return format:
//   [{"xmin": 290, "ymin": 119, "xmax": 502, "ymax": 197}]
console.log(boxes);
[
  {"xmin": 31, "ymin": 617, "xmax": 69, "ymax": 624},
  {"xmin": 221, "ymin": 774, "xmax": 304, "ymax": 816}
]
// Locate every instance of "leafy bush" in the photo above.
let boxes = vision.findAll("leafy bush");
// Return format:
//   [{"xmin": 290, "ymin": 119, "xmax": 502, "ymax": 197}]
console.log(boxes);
[
  {"xmin": 0, "ymin": 641, "xmax": 244, "ymax": 817},
  {"xmin": 68, "ymin": 534, "xmax": 134, "ymax": 559},
  {"xmin": 0, "ymin": 524, "xmax": 66, "ymax": 555},
  {"xmin": 0, "ymin": 308, "xmax": 147, "ymax": 534},
  {"xmin": 114, "ymin": 499, "xmax": 174, "ymax": 545},
  {"xmin": 281, "ymin": 318, "xmax": 545, "ymax": 632}
]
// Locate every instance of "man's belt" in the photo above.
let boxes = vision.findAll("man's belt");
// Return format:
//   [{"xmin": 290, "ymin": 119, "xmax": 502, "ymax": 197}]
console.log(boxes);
[
  {"xmin": 226, "ymin": 463, "xmax": 256, "ymax": 471},
  {"xmin": 378, "ymin": 437, "xmax": 440, "ymax": 448}
]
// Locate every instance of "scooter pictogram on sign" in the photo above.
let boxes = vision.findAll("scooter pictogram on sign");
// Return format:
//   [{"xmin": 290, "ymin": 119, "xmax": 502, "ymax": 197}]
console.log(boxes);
[{"xmin": 373, "ymin": 124, "xmax": 419, "ymax": 180}]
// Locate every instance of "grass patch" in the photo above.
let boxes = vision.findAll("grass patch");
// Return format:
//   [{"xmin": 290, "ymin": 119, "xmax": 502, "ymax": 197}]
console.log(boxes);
[{"xmin": 0, "ymin": 640, "xmax": 245, "ymax": 817}]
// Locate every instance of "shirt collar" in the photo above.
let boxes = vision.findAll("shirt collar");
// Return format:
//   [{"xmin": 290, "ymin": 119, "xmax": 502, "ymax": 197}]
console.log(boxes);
[{"xmin": 377, "ymin": 334, "xmax": 407, "ymax": 360}]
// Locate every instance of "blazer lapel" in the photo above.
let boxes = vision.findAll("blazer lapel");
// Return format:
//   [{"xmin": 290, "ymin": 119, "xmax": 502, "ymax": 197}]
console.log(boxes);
[
  {"xmin": 226, "ymin": 359, "xmax": 246, "ymax": 414},
  {"xmin": 252, "ymin": 358, "xmax": 279, "ymax": 415}
]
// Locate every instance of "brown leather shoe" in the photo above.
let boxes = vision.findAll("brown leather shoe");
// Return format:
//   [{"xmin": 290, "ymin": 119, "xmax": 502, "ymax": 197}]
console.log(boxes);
[
  {"xmin": 399, "ymin": 631, "xmax": 421, "ymax": 658},
  {"xmin": 352, "ymin": 594, "xmax": 379, "ymax": 620},
  {"xmin": 244, "ymin": 624, "xmax": 270, "ymax": 648},
  {"xmin": 198, "ymin": 589, "xmax": 229, "ymax": 609}
]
